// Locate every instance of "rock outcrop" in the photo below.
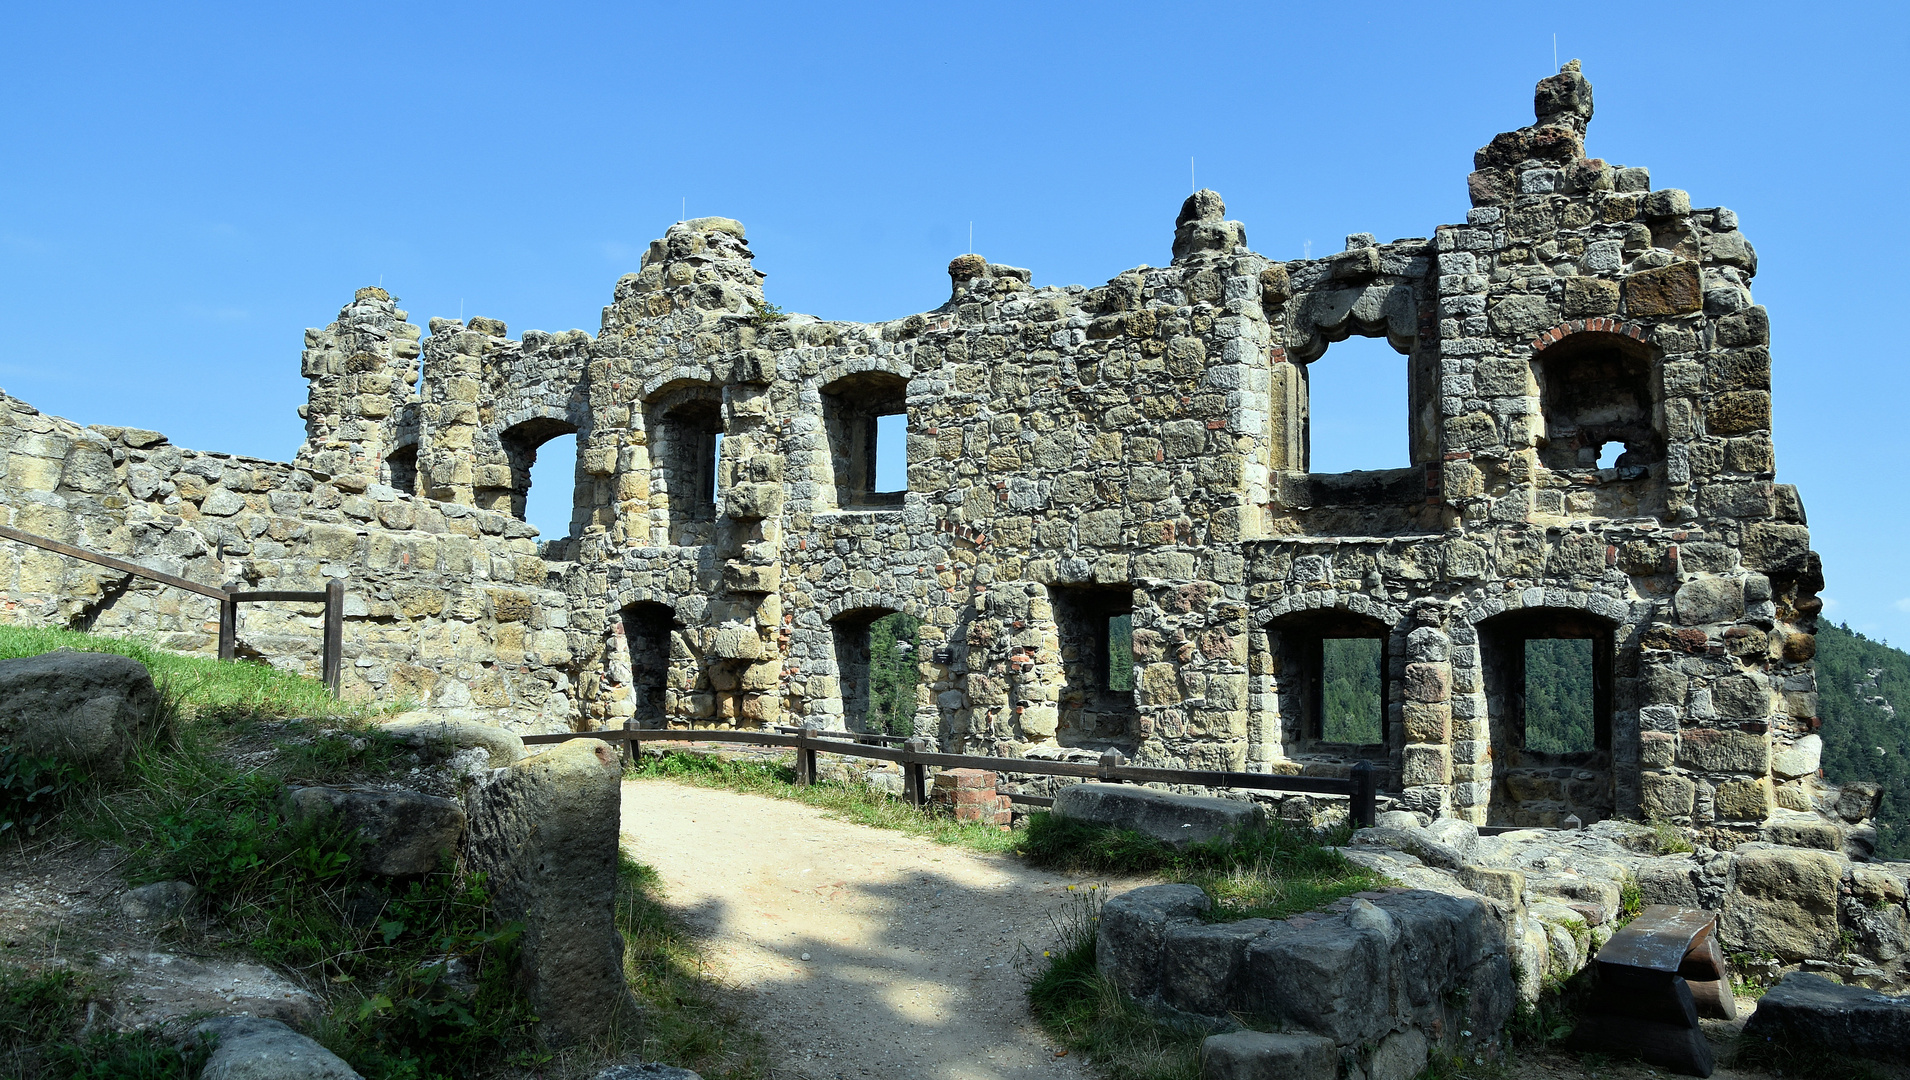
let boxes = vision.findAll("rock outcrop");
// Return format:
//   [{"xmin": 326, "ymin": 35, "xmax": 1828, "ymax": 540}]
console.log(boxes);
[
  {"xmin": 196, "ymin": 1016, "xmax": 363, "ymax": 1080},
  {"xmin": 1053, "ymin": 783, "xmax": 1265, "ymax": 850},
  {"xmin": 283, "ymin": 785, "xmax": 467, "ymax": 877}
]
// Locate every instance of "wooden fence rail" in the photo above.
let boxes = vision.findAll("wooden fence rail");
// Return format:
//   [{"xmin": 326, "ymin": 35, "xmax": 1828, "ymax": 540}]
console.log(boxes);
[
  {"xmin": 0, "ymin": 522, "xmax": 344, "ymax": 693},
  {"xmin": 524, "ymin": 724, "xmax": 1380, "ymax": 827}
]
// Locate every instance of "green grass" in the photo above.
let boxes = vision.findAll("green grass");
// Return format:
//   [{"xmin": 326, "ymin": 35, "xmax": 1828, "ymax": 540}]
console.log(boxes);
[
  {"xmin": 1017, "ymin": 810, "xmax": 1380, "ymax": 922},
  {"xmin": 615, "ymin": 855, "xmax": 771, "ymax": 1078},
  {"xmin": 629, "ymin": 748, "xmax": 1024, "ymax": 854},
  {"xmin": 0, "ymin": 624, "xmax": 390, "ymax": 722},
  {"xmin": 0, "ymin": 963, "xmax": 213, "ymax": 1080}
]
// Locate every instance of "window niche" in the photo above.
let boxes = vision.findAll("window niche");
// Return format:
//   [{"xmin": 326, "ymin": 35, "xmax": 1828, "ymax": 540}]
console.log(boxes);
[
  {"xmin": 1479, "ymin": 608, "xmax": 1615, "ymax": 826},
  {"xmin": 1536, "ymin": 334, "xmax": 1662, "ymax": 477},
  {"xmin": 622, "ymin": 601, "xmax": 678, "ymax": 728},
  {"xmin": 383, "ymin": 443, "xmax": 418, "ymax": 495},
  {"xmin": 821, "ymin": 372, "xmax": 907, "ymax": 510},
  {"xmin": 1049, "ymin": 586, "xmax": 1138, "ymax": 748},
  {"xmin": 830, "ymin": 608, "xmax": 922, "ymax": 735},
  {"xmin": 648, "ymin": 388, "xmax": 725, "ymax": 544},
  {"xmin": 1268, "ymin": 610, "xmax": 1390, "ymax": 753}
]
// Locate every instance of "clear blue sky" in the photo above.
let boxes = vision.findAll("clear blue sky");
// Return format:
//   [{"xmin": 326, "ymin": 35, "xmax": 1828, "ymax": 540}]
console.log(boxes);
[{"xmin": 4, "ymin": 2, "xmax": 1906, "ymax": 641}]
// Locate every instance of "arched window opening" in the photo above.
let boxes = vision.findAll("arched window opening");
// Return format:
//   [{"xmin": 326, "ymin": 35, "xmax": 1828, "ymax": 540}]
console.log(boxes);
[
  {"xmin": 383, "ymin": 443, "xmax": 418, "ymax": 496},
  {"xmin": 1479, "ymin": 608, "xmax": 1615, "ymax": 826},
  {"xmin": 1537, "ymin": 335, "xmax": 1661, "ymax": 476},
  {"xmin": 831, "ymin": 608, "xmax": 921, "ymax": 735},
  {"xmin": 489, "ymin": 417, "xmax": 580, "ymax": 530},
  {"xmin": 822, "ymin": 372, "xmax": 907, "ymax": 510},
  {"xmin": 1049, "ymin": 585, "xmax": 1138, "ymax": 749},
  {"xmin": 1268, "ymin": 610, "xmax": 1390, "ymax": 753},
  {"xmin": 649, "ymin": 388, "xmax": 725, "ymax": 544},
  {"xmin": 1303, "ymin": 333, "xmax": 1408, "ymax": 474},
  {"xmin": 622, "ymin": 601, "xmax": 678, "ymax": 729}
]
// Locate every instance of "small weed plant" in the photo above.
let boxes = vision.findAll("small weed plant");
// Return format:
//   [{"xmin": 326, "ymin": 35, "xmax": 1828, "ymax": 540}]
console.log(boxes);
[{"xmin": 0, "ymin": 749, "xmax": 78, "ymax": 838}]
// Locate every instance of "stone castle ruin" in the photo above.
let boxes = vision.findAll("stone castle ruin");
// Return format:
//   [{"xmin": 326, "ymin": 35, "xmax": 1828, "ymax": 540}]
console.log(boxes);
[{"xmin": 0, "ymin": 63, "xmax": 1832, "ymax": 844}]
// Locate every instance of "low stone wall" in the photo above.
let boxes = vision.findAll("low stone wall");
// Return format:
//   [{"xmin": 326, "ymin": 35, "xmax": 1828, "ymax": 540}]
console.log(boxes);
[
  {"xmin": 0, "ymin": 390, "xmax": 575, "ymax": 731},
  {"xmin": 1099, "ymin": 884, "xmax": 1514, "ymax": 1078}
]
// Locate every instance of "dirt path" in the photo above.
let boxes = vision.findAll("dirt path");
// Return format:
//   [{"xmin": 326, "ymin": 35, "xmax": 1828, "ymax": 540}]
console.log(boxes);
[{"xmin": 618, "ymin": 778, "xmax": 1133, "ymax": 1080}]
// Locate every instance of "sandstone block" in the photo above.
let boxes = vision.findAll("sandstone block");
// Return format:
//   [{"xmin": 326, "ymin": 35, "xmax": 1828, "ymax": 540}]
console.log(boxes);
[
  {"xmin": 1096, "ymin": 883, "xmax": 1210, "ymax": 1003},
  {"xmin": 1722, "ymin": 845, "xmax": 1843, "ymax": 961},
  {"xmin": 285, "ymin": 786, "xmax": 466, "ymax": 876},
  {"xmin": 1715, "ymin": 776, "xmax": 1773, "ymax": 820},
  {"xmin": 1640, "ymin": 771, "xmax": 1696, "ymax": 819},
  {"xmin": 1708, "ymin": 390, "xmax": 1771, "ymax": 435},
  {"xmin": 1677, "ymin": 728, "xmax": 1769, "ymax": 774},
  {"xmin": 1054, "ymin": 783, "xmax": 1264, "ymax": 851},
  {"xmin": 463, "ymin": 739, "xmax": 638, "ymax": 1045},
  {"xmin": 0, "ymin": 649, "xmax": 159, "ymax": 781},
  {"xmin": 1623, "ymin": 261, "xmax": 1702, "ymax": 316},
  {"xmin": 1200, "ymin": 1030, "xmax": 1337, "ymax": 1080},
  {"xmin": 1741, "ymin": 972, "xmax": 1910, "ymax": 1061}
]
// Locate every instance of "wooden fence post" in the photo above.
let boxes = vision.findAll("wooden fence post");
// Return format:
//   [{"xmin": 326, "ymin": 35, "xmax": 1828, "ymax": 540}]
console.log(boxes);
[
  {"xmin": 902, "ymin": 738, "xmax": 928, "ymax": 807},
  {"xmin": 1098, "ymin": 749, "xmax": 1124, "ymax": 783},
  {"xmin": 218, "ymin": 586, "xmax": 239, "ymax": 661},
  {"xmin": 322, "ymin": 579, "xmax": 344, "ymax": 696},
  {"xmin": 797, "ymin": 725, "xmax": 819, "ymax": 786},
  {"xmin": 622, "ymin": 719, "xmax": 639, "ymax": 768},
  {"xmin": 1351, "ymin": 759, "xmax": 1377, "ymax": 829}
]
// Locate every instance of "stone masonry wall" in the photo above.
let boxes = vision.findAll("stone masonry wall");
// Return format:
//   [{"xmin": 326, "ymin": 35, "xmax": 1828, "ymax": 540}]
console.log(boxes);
[{"xmin": 0, "ymin": 63, "xmax": 1847, "ymax": 848}]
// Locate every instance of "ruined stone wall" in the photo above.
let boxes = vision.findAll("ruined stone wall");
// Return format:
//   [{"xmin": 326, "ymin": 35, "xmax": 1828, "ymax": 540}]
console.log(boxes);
[
  {"xmin": 0, "ymin": 384, "xmax": 575, "ymax": 728},
  {"xmin": 0, "ymin": 63, "xmax": 1840, "ymax": 844}
]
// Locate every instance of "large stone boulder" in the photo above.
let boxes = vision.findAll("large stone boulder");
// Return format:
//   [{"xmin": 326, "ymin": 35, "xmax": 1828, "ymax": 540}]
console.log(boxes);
[
  {"xmin": 283, "ymin": 786, "xmax": 466, "ymax": 877},
  {"xmin": 1742, "ymin": 972, "xmax": 1910, "ymax": 1060},
  {"xmin": 463, "ymin": 738, "xmax": 637, "ymax": 1045},
  {"xmin": 0, "ymin": 649, "xmax": 158, "ymax": 779},
  {"xmin": 195, "ymin": 1016, "xmax": 361, "ymax": 1079},
  {"xmin": 378, "ymin": 713, "xmax": 525, "ymax": 769},
  {"xmin": 1053, "ymin": 783, "xmax": 1264, "ymax": 850}
]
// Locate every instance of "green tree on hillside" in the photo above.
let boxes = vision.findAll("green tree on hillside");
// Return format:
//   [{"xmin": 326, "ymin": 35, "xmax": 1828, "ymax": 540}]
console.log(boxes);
[
  {"xmin": 867, "ymin": 612, "xmax": 922, "ymax": 737},
  {"xmin": 1816, "ymin": 622, "xmax": 1910, "ymax": 860}
]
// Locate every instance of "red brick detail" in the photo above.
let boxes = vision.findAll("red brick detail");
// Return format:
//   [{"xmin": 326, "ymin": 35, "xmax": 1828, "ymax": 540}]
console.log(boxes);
[{"xmin": 1530, "ymin": 319, "xmax": 1650, "ymax": 353}]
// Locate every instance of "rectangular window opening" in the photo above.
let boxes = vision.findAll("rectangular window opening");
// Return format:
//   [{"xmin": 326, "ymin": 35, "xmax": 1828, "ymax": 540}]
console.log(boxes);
[
  {"xmin": 1106, "ymin": 613, "xmax": 1133, "ymax": 693},
  {"xmin": 874, "ymin": 412, "xmax": 907, "ymax": 494},
  {"xmin": 1523, "ymin": 638, "xmax": 1597, "ymax": 754},
  {"xmin": 710, "ymin": 432, "xmax": 724, "ymax": 509},
  {"xmin": 1304, "ymin": 334, "xmax": 1408, "ymax": 474},
  {"xmin": 1320, "ymin": 637, "xmax": 1383, "ymax": 744}
]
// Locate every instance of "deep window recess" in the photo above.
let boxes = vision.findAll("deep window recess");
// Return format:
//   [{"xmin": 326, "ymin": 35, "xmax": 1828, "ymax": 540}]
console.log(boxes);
[
  {"xmin": 383, "ymin": 444, "xmax": 418, "ymax": 496},
  {"xmin": 1267, "ymin": 610, "xmax": 1390, "ymax": 750},
  {"xmin": 1050, "ymin": 586, "xmax": 1139, "ymax": 748},
  {"xmin": 1303, "ymin": 333, "xmax": 1408, "ymax": 473},
  {"xmin": 1538, "ymin": 335, "xmax": 1661, "ymax": 475},
  {"xmin": 651, "ymin": 391, "xmax": 725, "ymax": 539},
  {"xmin": 822, "ymin": 372, "xmax": 908, "ymax": 509},
  {"xmin": 831, "ymin": 609, "xmax": 921, "ymax": 735},
  {"xmin": 1321, "ymin": 637, "xmax": 1384, "ymax": 744},
  {"xmin": 1524, "ymin": 638, "xmax": 1597, "ymax": 754},
  {"xmin": 1107, "ymin": 613, "xmax": 1134, "ymax": 693},
  {"xmin": 622, "ymin": 601, "xmax": 677, "ymax": 728},
  {"xmin": 1479, "ymin": 607, "xmax": 1615, "ymax": 827},
  {"xmin": 494, "ymin": 417, "xmax": 580, "ymax": 529}
]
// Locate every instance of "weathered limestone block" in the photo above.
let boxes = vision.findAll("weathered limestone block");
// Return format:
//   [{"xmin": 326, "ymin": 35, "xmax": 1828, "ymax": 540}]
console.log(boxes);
[
  {"xmin": 1721, "ymin": 845, "xmax": 1843, "ymax": 962},
  {"xmin": 1054, "ymin": 784, "xmax": 1263, "ymax": 850},
  {"xmin": 0, "ymin": 649, "xmax": 159, "ymax": 780},
  {"xmin": 462, "ymin": 739, "xmax": 638, "ymax": 1045}
]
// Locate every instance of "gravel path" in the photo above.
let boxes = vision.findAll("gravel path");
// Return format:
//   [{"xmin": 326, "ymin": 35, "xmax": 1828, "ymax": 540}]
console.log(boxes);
[{"xmin": 618, "ymin": 778, "xmax": 1131, "ymax": 1080}]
